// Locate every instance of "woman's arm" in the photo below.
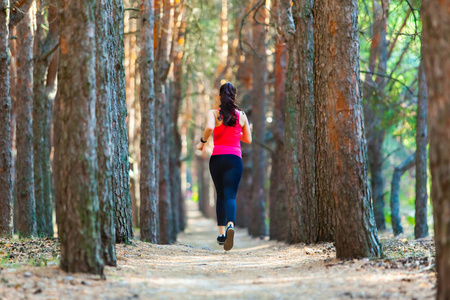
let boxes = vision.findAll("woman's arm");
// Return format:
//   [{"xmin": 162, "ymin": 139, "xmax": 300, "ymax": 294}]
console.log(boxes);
[
  {"xmin": 240, "ymin": 112, "xmax": 252, "ymax": 144},
  {"xmin": 196, "ymin": 110, "xmax": 216, "ymax": 151}
]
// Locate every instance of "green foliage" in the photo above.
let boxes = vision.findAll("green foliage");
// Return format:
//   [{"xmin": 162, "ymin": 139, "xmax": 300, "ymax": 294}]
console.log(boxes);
[
  {"xmin": 191, "ymin": 184, "xmax": 199, "ymax": 202},
  {"xmin": 359, "ymin": 0, "xmax": 421, "ymax": 140}
]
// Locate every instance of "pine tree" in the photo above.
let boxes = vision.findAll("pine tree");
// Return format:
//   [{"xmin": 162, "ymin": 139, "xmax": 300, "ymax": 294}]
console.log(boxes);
[
  {"xmin": 54, "ymin": 0, "xmax": 103, "ymax": 274},
  {"xmin": 313, "ymin": 0, "xmax": 381, "ymax": 258}
]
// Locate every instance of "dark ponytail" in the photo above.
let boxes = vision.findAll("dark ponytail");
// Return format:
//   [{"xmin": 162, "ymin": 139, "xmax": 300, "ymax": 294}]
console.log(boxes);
[{"xmin": 218, "ymin": 82, "xmax": 240, "ymax": 126}]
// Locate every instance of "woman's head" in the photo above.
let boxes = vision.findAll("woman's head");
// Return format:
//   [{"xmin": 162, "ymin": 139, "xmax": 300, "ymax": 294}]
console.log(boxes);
[{"xmin": 219, "ymin": 82, "xmax": 240, "ymax": 126}]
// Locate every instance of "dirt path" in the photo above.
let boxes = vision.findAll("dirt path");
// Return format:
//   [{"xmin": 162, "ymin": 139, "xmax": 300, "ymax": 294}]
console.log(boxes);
[{"xmin": 1, "ymin": 201, "xmax": 436, "ymax": 299}]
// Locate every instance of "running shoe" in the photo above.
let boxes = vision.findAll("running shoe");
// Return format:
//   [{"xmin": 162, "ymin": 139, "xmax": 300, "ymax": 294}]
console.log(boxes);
[
  {"xmin": 224, "ymin": 224, "xmax": 235, "ymax": 251},
  {"xmin": 217, "ymin": 235, "xmax": 226, "ymax": 245}
]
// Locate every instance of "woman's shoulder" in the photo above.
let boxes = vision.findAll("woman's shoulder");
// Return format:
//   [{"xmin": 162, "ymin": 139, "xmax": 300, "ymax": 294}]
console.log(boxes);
[{"xmin": 238, "ymin": 110, "xmax": 247, "ymax": 119}]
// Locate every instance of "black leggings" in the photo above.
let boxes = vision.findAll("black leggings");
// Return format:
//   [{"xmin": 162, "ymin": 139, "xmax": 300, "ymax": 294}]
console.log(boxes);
[{"xmin": 209, "ymin": 154, "xmax": 243, "ymax": 226}]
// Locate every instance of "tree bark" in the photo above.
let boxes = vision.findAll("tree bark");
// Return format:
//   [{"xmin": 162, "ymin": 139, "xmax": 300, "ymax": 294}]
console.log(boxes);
[
  {"xmin": 313, "ymin": 0, "xmax": 382, "ymax": 258},
  {"xmin": 414, "ymin": 57, "xmax": 428, "ymax": 239},
  {"xmin": 249, "ymin": 0, "xmax": 267, "ymax": 238},
  {"xmin": 285, "ymin": 0, "xmax": 323, "ymax": 244},
  {"xmin": 171, "ymin": 5, "xmax": 186, "ymax": 232},
  {"xmin": 422, "ymin": 1, "xmax": 450, "ymax": 298},
  {"xmin": 43, "ymin": 49, "xmax": 57, "ymax": 232},
  {"xmin": 139, "ymin": 0, "xmax": 159, "ymax": 243},
  {"xmin": 54, "ymin": 0, "xmax": 103, "ymax": 275},
  {"xmin": 390, "ymin": 152, "xmax": 416, "ymax": 236},
  {"xmin": 96, "ymin": 0, "xmax": 116, "ymax": 266},
  {"xmin": 113, "ymin": 0, "xmax": 134, "ymax": 244},
  {"xmin": 269, "ymin": 16, "xmax": 288, "ymax": 241},
  {"xmin": 155, "ymin": 0, "xmax": 174, "ymax": 244},
  {"xmin": 15, "ymin": 7, "xmax": 36, "ymax": 237},
  {"xmin": 8, "ymin": 0, "xmax": 33, "ymax": 29},
  {"xmin": 33, "ymin": 0, "xmax": 57, "ymax": 237},
  {"xmin": 0, "ymin": 0, "xmax": 13, "ymax": 237},
  {"xmin": 236, "ymin": 98, "xmax": 252, "ymax": 228},
  {"xmin": 165, "ymin": 82, "xmax": 179, "ymax": 238}
]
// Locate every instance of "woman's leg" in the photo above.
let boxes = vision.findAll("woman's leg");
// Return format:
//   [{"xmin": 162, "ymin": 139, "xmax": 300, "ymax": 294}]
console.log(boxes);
[
  {"xmin": 209, "ymin": 156, "xmax": 227, "ymax": 233},
  {"xmin": 222, "ymin": 155, "xmax": 243, "ymax": 227}
]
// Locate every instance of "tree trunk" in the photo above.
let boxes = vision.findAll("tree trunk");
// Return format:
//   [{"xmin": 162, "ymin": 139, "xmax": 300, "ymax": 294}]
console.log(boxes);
[
  {"xmin": 249, "ymin": 0, "xmax": 267, "ymax": 238},
  {"xmin": 54, "ymin": 0, "xmax": 103, "ymax": 275},
  {"xmin": 197, "ymin": 153, "xmax": 211, "ymax": 218},
  {"xmin": 363, "ymin": 0, "xmax": 390, "ymax": 232},
  {"xmin": 15, "ymin": 8, "xmax": 36, "ymax": 237},
  {"xmin": 390, "ymin": 152, "xmax": 416, "ymax": 236},
  {"xmin": 236, "ymin": 98, "xmax": 252, "ymax": 228},
  {"xmin": 33, "ymin": 0, "xmax": 57, "ymax": 237},
  {"xmin": 313, "ymin": 0, "xmax": 382, "ymax": 258},
  {"xmin": 234, "ymin": 2, "xmax": 253, "ymax": 229},
  {"xmin": 422, "ymin": 1, "xmax": 450, "ymax": 298},
  {"xmin": 155, "ymin": 0, "xmax": 174, "ymax": 244},
  {"xmin": 236, "ymin": 143, "xmax": 251, "ymax": 228},
  {"xmin": 113, "ymin": 0, "xmax": 134, "ymax": 244},
  {"xmin": 414, "ymin": 57, "xmax": 428, "ymax": 239},
  {"xmin": 0, "ymin": 0, "xmax": 13, "ymax": 237},
  {"xmin": 367, "ymin": 130, "xmax": 386, "ymax": 230},
  {"xmin": 8, "ymin": 0, "xmax": 33, "ymax": 29},
  {"xmin": 96, "ymin": 0, "xmax": 116, "ymax": 266},
  {"xmin": 285, "ymin": 0, "xmax": 322, "ymax": 244},
  {"xmin": 269, "ymin": 26, "xmax": 288, "ymax": 241},
  {"xmin": 139, "ymin": 0, "xmax": 159, "ymax": 243},
  {"xmin": 10, "ymin": 27, "xmax": 17, "ymax": 234},
  {"xmin": 165, "ymin": 81, "xmax": 178, "ymax": 239},
  {"xmin": 171, "ymin": 7, "xmax": 186, "ymax": 232},
  {"xmin": 43, "ymin": 49, "xmax": 57, "ymax": 233}
]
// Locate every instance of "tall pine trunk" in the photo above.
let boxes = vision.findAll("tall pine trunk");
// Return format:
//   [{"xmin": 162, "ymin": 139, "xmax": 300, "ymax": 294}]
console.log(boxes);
[
  {"xmin": 414, "ymin": 56, "xmax": 428, "ymax": 239},
  {"xmin": 313, "ymin": 0, "xmax": 381, "ymax": 258},
  {"xmin": 171, "ymin": 6, "xmax": 186, "ymax": 232},
  {"xmin": 54, "ymin": 0, "xmax": 103, "ymax": 275},
  {"xmin": 269, "ymin": 21, "xmax": 288, "ymax": 241},
  {"xmin": 422, "ymin": 1, "xmax": 450, "ymax": 298},
  {"xmin": 0, "ymin": 0, "xmax": 13, "ymax": 237},
  {"xmin": 96, "ymin": 0, "xmax": 116, "ymax": 266},
  {"xmin": 113, "ymin": 0, "xmax": 134, "ymax": 244},
  {"xmin": 155, "ymin": 0, "xmax": 174, "ymax": 244},
  {"xmin": 285, "ymin": 0, "xmax": 322, "ymax": 244},
  {"xmin": 139, "ymin": 0, "xmax": 159, "ymax": 243},
  {"xmin": 33, "ymin": 0, "xmax": 57, "ymax": 237},
  {"xmin": 15, "ymin": 8, "xmax": 36, "ymax": 237},
  {"xmin": 249, "ymin": 0, "xmax": 267, "ymax": 238}
]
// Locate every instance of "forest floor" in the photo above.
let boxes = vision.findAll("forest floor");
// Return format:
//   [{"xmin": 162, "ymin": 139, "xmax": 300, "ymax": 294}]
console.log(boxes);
[{"xmin": 0, "ymin": 201, "xmax": 436, "ymax": 300}]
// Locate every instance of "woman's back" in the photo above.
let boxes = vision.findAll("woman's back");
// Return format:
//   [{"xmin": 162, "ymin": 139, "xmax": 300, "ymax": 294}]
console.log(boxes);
[{"xmin": 212, "ymin": 109, "xmax": 242, "ymax": 158}]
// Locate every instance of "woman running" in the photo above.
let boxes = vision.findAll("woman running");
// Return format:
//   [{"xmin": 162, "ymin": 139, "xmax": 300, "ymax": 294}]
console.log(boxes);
[{"xmin": 196, "ymin": 82, "xmax": 252, "ymax": 251}]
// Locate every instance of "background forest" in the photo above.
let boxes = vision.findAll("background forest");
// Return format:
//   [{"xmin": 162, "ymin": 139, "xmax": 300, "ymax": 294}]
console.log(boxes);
[{"xmin": 0, "ymin": 0, "xmax": 448, "ymax": 299}]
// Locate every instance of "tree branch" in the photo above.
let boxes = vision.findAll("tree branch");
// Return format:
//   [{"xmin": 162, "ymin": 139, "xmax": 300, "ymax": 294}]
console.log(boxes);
[
  {"xmin": 239, "ymin": 0, "xmax": 265, "ymax": 53},
  {"xmin": 403, "ymin": 0, "xmax": 418, "ymax": 37},
  {"xmin": 387, "ymin": 9, "xmax": 411, "ymax": 60},
  {"xmin": 41, "ymin": 42, "xmax": 59, "ymax": 61},
  {"xmin": 124, "ymin": 7, "xmax": 140, "ymax": 12},
  {"xmin": 360, "ymin": 70, "xmax": 414, "ymax": 95},
  {"xmin": 252, "ymin": 135, "xmax": 274, "ymax": 156}
]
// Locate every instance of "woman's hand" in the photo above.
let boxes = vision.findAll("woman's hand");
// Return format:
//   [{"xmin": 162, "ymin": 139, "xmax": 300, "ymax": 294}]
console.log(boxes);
[{"xmin": 196, "ymin": 142, "xmax": 205, "ymax": 151}]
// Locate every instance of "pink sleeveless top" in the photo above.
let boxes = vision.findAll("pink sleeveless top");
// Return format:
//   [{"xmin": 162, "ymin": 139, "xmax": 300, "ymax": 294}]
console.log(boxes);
[{"xmin": 212, "ymin": 109, "xmax": 242, "ymax": 158}]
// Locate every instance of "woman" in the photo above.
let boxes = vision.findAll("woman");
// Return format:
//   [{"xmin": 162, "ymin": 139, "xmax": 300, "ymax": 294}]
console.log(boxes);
[{"xmin": 196, "ymin": 82, "xmax": 252, "ymax": 251}]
